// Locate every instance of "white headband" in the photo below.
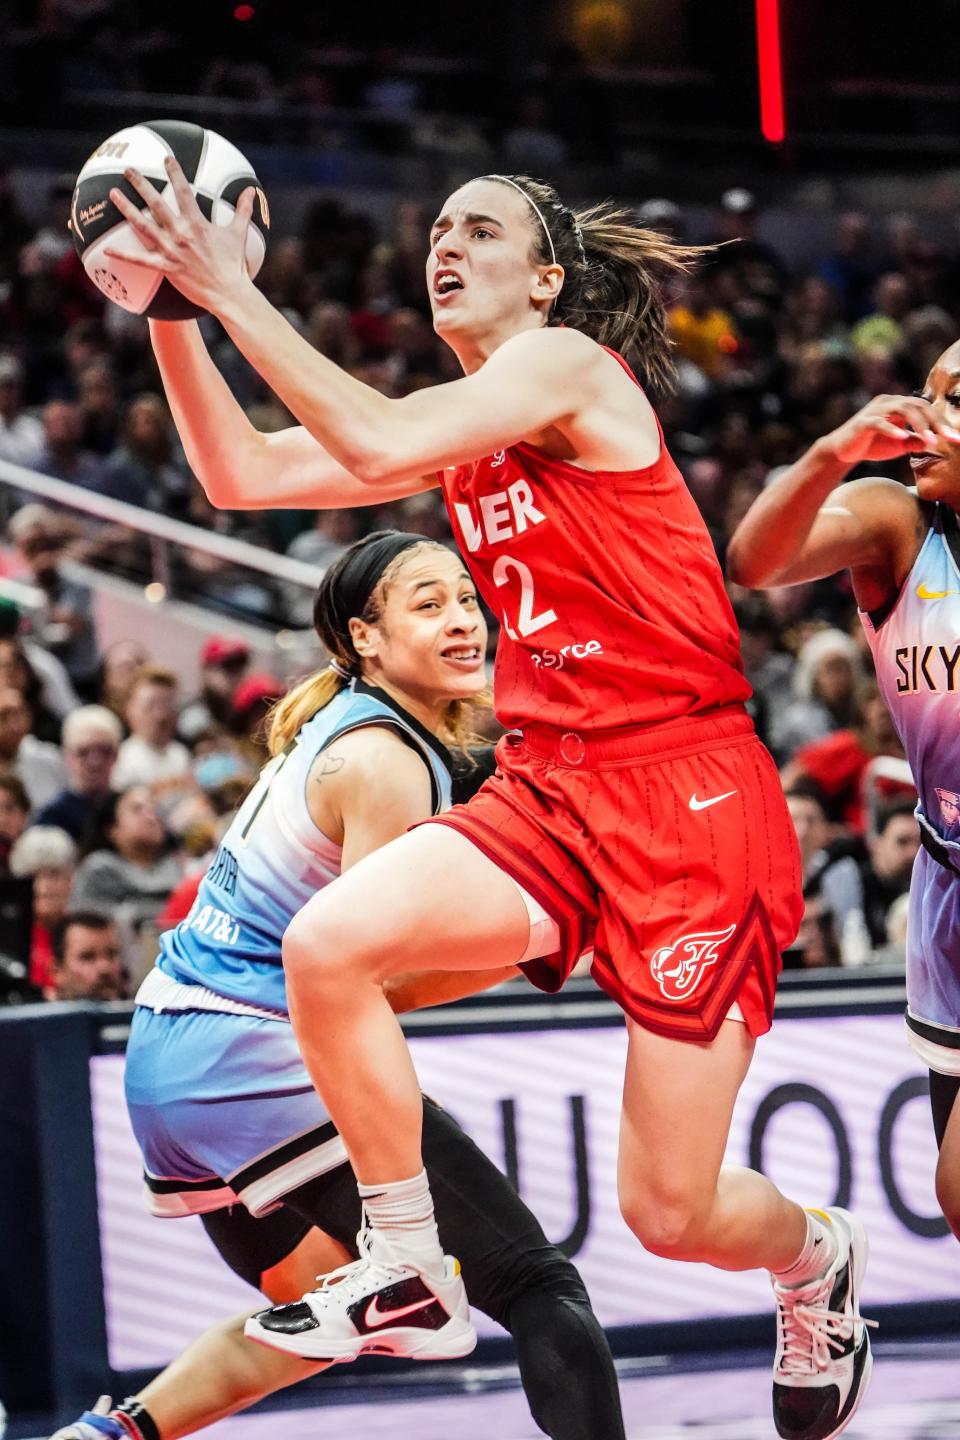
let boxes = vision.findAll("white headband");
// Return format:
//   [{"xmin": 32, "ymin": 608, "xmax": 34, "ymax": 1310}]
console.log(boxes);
[{"xmin": 485, "ymin": 174, "xmax": 557, "ymax": 265}]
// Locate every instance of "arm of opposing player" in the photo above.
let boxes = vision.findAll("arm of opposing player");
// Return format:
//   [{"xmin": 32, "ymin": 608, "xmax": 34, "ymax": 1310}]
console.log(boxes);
[
  {"xmin": 726, "ymin": 393, "xmax": 957, "ymax": 588},
  {"xmin": 730, "ymin": 472, "xmax": 921, "ymax": 589},
  {"xmin": 212, "ymin": 296, "xmax": 605, "ymax": 483},
  {"xmin": 148, "ymin": 320, "xmax": 440, "ymax": 510}
]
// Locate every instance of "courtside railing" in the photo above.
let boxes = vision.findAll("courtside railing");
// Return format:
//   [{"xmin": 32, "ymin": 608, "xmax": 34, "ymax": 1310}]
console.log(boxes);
[{"xmin": 0, "ymin": 457, "xmax": 321, "ymax": 627}]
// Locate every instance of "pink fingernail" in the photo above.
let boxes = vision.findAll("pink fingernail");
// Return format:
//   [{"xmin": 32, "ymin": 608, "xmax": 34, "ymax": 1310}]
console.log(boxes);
[{"xmin": 947, "ymin": 428, "xmax": 960, "ymax": 442}]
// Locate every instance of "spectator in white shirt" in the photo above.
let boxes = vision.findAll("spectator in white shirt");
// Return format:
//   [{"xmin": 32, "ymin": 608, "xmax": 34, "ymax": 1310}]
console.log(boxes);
[
  {"xmin": 113, "ymin": 665, "xmax": 193, "ymax": 811},
  {"xmin": 8, "ymin": 504, "xmax": 100, "ymax": 697}
]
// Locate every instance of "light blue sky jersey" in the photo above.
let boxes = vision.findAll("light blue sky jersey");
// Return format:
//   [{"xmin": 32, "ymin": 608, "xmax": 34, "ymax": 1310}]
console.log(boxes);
[
  {"xmin": 861, "ymin": 500, "xmax": 960, "ymax": 1049},
  {"xmin": 860, "ymin": 503, "xmax": 960, "ymax": 849},
  {"xmin": 157, "ymin": 681, "xmax": 453, "ymax": 1014}
]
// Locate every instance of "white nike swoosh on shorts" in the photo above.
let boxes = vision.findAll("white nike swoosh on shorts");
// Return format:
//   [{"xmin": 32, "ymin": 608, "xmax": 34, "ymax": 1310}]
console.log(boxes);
[{"xmin": 688, "ymin": 790, "xmax": 737, "ymax": 811}]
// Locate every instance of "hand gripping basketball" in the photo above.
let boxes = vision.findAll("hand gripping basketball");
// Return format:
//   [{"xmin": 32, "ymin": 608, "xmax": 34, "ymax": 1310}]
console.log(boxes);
[{"xmin": 107, "ymin": 156, "xmax": 256, "ymax": 316}]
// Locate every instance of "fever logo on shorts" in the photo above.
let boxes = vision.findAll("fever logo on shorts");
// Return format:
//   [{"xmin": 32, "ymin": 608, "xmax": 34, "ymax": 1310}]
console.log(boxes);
[{"xmin": 650, "ymin": 923, "xmax": 737, "ymax": 1002}]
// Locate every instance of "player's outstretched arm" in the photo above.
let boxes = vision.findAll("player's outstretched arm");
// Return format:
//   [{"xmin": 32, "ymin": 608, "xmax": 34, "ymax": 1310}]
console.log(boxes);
[
  {"xmin": 148, "ymin": 320, "xmax": 439, "ymax": 511},
  {"xmin": 206, "ymin": 308, "xmax": 602, "ymax": 484},
  {"xmin": 113, "ymin": 161, "xmax": 603, "ymax": 483},
  {"xmin": 727, "ymin": 393, "xmax": 960, "ymax": 589}
]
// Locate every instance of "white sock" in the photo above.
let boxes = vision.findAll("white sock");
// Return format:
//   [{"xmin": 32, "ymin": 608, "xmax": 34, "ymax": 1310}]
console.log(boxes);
[
  {"xmin": 357, "ymin": 1170, "xmax": 445, "ymax": 1278},
  {"xmin": 773, "ymin": 1209, "xmax": 839, "ymax": 1288}
]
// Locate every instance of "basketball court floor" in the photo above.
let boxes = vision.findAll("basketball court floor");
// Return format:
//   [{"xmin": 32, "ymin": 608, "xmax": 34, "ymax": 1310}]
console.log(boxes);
[{"xmin": 21, "ymin": 1340, "xmax": 954, "ymax": 1440}]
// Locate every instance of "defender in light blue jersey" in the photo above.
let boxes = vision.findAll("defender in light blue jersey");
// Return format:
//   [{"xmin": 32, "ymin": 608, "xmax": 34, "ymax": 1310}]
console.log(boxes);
[
  {"xmin": 154, "ymin": 677, "xmax": 453, "ymax": 1019},
  {"xmin": 69, "ymin": 532, "xmax": 624, "ymax": 1440},
  {"xmin": 730, "ymin": 341, "xmax": 960, "ymax": 1248},
  {"xmin": 125, "ymin": 531, "xmax": 483, "ymax": 1243},
  {"xmin": 128, "ymin": 675, "xmax": 455, "ymax": 1212}
]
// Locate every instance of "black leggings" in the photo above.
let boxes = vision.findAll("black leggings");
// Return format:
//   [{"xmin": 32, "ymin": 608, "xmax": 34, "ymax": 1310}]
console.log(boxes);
[
  {"xmin": 929, "ymin": 1069, "xmax": 960, "ymax": 1149},
  {"xmin": 202, "ymin": 1099, "xmax": 625, "ymax": 1440}
]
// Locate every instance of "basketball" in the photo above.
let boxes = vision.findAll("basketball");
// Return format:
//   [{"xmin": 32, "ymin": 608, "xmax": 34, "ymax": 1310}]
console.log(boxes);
[{"xmin": 70, "ymin": 119, "xmax": 270, "ymax": 320}]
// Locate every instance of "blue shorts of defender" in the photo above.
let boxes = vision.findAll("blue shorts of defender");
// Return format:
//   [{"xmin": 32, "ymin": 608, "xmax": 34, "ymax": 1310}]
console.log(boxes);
[{"xmin": 124, "ymin": 1005, "xmax": 348, "ymax": 1218}]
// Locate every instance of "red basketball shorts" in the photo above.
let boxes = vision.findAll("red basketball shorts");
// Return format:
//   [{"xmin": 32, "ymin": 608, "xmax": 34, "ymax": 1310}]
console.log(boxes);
[{"xmin": 429, "ymin": 706, "xmax": 802, "ymax": 1043}]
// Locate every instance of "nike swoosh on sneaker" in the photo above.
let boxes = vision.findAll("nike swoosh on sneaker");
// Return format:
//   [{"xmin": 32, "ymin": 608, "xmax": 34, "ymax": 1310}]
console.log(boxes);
[
  {"xmin": 689, "ymin": 790, "xmax": 737, "ymax": 811},
  {"xmin": 363, "ymin": 1294, "xmax": 438, "ymax": 1328}
]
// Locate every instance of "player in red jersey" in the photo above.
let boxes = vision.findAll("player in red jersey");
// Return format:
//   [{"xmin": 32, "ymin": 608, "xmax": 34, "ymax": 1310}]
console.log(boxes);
[{"xmin": 111, "ymin": 164, "xmax": 872, "ymax": 1438}]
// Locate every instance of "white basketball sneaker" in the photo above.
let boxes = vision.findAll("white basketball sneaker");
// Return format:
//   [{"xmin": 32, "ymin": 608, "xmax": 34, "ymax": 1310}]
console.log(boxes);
[
  {"xmin": 245, "ymin": 1223, "xmax": 477, "ymax": 1363},
  {"xmin": 771, "ymin": 1207, "xmax": 876, "ymax": 1440}
]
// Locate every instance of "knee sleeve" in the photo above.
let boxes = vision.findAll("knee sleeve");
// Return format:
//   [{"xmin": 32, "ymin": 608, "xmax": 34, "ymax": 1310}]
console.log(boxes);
[
  {"xmin": 929, "ymin": 1070, "xmax": 960, "ymax": 1150},
  {"xmin": 506, "ymin": 1285, "xmax": 625, "ymax": 1440},
  {"xmin": 200, "ymin": 1204, "xmax": 310, "ymax": 1291}
]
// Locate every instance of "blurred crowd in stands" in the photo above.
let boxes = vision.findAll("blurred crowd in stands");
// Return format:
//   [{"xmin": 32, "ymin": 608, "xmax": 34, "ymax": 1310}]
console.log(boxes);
[
  {"xmin": 0, "ymin": 2, "xmax": 668, "ymax": 163},
  {"xmin": 2, "ymin": 115, "xmax": 956, "ymax": 993}
]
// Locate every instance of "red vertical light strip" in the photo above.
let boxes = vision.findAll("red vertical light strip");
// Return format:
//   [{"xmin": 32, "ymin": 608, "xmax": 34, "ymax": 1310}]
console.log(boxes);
[{"xmin": 755, "ymin": 0, "xmax": 786, "ymax": 143}]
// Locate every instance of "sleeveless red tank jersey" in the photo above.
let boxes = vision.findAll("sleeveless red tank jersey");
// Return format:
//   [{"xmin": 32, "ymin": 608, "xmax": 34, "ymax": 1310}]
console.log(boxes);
[{"xmin": 439, "ymin": 351, "xmax": 751, "ymax": 733}]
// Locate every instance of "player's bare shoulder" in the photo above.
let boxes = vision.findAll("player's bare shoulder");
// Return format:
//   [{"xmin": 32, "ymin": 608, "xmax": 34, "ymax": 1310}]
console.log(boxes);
[
  {"xmin": 488, "ymin": 328, "xmax": 656, "ymax": 467},
  {"xmin": 305, "ymin": 723, "xmax": 432, "ymax": 841},
  {"xmin": 493, "ymin": 326, "xmax": 609, "ymax": 391},
  {"xmin": 308, "ymin": 724, "xmax": 430, "ymax": 800},
  {"xmin": 824, "ymin": 475, "xmax": 930, "ymax": 607},
  {"xmin": 835, "ymin": 474, "xmax": 929, "ymax": 563}
]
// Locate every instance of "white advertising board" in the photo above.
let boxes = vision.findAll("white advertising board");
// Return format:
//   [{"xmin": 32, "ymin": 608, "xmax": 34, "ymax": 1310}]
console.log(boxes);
[{"xmin": 90, "ymin": 1011, "xmax": 956, "ymax": 1370}]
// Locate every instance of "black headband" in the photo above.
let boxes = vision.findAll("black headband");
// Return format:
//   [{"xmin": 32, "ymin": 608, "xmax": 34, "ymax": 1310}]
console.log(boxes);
[{"xmin": 330, "ymin": 530, "xmax": 428, "ymax": 640}]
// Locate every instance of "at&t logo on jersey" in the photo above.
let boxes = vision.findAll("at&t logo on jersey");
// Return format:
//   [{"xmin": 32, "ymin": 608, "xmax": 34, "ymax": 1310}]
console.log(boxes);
[
  {"xmin": 185, "ymin": 900, "xmax": 241, "ymax": 947},
  {"xmin": 531, "ymin": 640, "xmax": 603, "ymax": 670},
  {"xmin": 650, "ymin": 923, "xmax": 736, "ymax": 1002}
]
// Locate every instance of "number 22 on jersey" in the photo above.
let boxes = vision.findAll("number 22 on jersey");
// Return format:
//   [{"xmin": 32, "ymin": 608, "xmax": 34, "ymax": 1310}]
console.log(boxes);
[{"xmin": 493, "ymin": 555, "xmax": 557, "ymax": 639}]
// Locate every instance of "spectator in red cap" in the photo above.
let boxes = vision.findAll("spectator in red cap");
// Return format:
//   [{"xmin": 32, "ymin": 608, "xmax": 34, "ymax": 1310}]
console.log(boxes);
[
  {"xmin": 229, "ymin": 672, "xmax": 283, "ymax": 765},
  {"xmin": 202, "ymin": 636, "xmax": 250, "ymax": 668},
  {"xmin": 178, "ymin": 635, "xmax": 252, "ymax": 746}
]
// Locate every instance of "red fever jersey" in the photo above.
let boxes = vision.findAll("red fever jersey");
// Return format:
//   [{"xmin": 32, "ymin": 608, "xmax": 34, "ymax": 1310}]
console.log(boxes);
[{"xmin": 439, "ymin": 355, "xmax": 750, "ymax": 733}]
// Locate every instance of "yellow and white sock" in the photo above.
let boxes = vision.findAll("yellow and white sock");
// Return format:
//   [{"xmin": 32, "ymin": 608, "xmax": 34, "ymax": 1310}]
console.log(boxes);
[{"xmin": 773, "ymin": 1208, "xmax": 839, "ymax": 1287}]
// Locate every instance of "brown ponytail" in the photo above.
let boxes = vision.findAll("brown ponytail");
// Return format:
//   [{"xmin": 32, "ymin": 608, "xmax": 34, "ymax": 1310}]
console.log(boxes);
[{"xmin": 484, "ymin": 174, "xmax": 714, "ymax": 394}]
